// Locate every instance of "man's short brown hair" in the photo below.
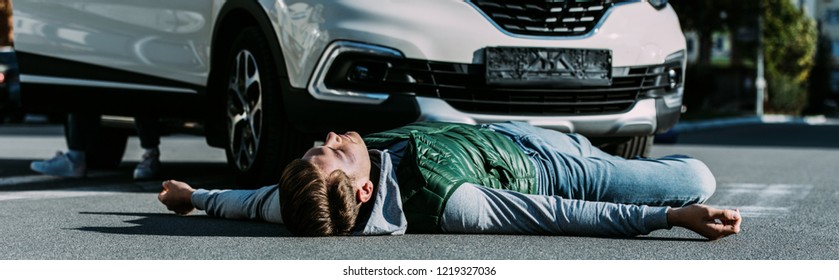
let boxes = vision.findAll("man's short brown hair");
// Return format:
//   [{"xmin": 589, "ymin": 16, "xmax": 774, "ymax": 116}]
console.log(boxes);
[{"xmin": 279, "ymin": 159, "xmax": 361, "ymax": 236}]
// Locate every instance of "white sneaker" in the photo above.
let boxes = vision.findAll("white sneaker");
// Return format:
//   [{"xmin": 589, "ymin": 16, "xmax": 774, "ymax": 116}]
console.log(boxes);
[
  {"xmin": 133, "ymin": 149, "xmax": 161, "ymax": 180},
  {"xmin": 30, "ymin": 151, "xmax": 87, "ymax": 178}
]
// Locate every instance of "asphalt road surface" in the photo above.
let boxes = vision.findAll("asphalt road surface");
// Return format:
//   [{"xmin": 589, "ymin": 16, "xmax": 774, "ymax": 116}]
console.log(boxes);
[{"xmin": 0, "ymin": 121, "xmax": 837, "ymax": 260}]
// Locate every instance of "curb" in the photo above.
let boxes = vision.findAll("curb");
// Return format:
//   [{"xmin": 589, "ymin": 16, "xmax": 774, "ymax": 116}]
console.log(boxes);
[{"xmin": 671, "ymin": 114, "xmax": 837, "ymax": 134}]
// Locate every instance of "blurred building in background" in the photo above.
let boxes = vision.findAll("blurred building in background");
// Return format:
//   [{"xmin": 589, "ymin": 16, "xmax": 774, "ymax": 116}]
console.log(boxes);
[
  {"xmin": 673, "ymin": 1, "xmax": 760, "ymax": 116},
  {"xmin": 814, "ymin": 0, "xmax": 839, "ymax": 112},
  {"xmin": 673, "ymin": 0, "xmax": 839, "ymax": 117}
]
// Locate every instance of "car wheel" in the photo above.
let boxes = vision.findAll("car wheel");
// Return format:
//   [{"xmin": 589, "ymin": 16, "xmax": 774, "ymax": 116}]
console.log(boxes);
[
  {"xmin": 64, "ymin": 125, "xmax": 128, "ymax": 169},
  {"xmin": 604, "ymin": 135, "xmax": 653, "ymax": 159},
  {"xmin": 223, "ymin": 27, "xmax": 311, "ymax": 187}
]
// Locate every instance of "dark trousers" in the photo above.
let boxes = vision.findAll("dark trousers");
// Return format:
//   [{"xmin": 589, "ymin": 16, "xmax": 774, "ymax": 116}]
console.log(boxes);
[{"xmin": 66, "ymin": 113, "xmax": 160, "ymax": 151}]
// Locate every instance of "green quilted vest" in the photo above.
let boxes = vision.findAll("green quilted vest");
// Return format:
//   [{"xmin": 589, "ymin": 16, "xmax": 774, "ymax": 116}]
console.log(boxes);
[{"xmin": 364, "ymin": 122, "xmax": 537, "ymax": 233}]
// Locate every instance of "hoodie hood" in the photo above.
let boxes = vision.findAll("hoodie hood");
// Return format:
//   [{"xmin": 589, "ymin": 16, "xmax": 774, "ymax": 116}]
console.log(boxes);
[{"xmin": 352, "ymin": 149, "xmax": 407, "ymax": 235}]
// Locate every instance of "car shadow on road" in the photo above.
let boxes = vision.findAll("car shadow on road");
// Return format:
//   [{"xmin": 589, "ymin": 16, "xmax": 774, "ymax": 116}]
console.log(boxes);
[
  {"xmin": 670, "ymin": 123, "xmax": 839, "ymax": 149},
  {"xmin": 73, "ymin": 211, "xmax": 293, "ymax": 237}
]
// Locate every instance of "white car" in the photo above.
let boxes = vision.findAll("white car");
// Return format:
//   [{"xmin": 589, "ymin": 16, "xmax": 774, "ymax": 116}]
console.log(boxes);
[{"xmin": 14, "ymin": 0, "xmax": 686, "ymax": 185}]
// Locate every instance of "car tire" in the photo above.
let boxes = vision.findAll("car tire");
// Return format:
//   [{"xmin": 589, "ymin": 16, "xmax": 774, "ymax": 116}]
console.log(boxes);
[
  {"xmin": 64, "ymin": 125, "xmax": 128, "ymax": 169},
  {"xmin": 605, "ymin": 135, "xmax": 653, "ymax": 159},
  {"xmin": 222, "ymin": 26, "xmax": 311, "ymax": 187}
]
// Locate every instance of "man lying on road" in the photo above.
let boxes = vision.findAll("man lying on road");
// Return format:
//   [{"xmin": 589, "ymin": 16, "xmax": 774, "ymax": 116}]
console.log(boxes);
[{"xmin": 158, "ymin": 121, "xmax": 741, "ymax": 240}]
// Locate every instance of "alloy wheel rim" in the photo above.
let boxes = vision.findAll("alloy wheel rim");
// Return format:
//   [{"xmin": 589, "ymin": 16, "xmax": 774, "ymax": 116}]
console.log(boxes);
[{"xmin": 227, "ymin": 49, "xmax": 263, "ymax": 171}]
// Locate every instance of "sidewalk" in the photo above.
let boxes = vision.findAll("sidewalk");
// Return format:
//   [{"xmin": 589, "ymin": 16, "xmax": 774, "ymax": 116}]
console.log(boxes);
[{"xmin": 671, "ymin": 114, "xmax": 839, "ymax": 134}]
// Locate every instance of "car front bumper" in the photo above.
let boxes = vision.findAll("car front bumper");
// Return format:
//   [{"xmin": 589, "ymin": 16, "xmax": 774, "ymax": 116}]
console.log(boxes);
[
  {"xmin": 277, "ymin": 0, "xmax": 686, "ymax": 136},
  {"xmin": 415, "ymin": 96, "xmax": 681, "ymax": 136}
]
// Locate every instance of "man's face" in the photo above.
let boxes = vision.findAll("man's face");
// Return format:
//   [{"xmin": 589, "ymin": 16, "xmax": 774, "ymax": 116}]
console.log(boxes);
[{"xmin": 302, "ymin": 131, "xmax": 371, "ymax": 185}]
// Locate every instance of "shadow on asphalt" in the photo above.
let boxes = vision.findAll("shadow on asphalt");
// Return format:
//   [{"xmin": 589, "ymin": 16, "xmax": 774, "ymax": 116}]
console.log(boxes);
[
  {"xmin": 74, "ymin": 212, "xmax": 292, "ymax": 237},
  {"xmin": 72, "ymin": 212, "xmax": 715, "ymax": 241},
  {"xmin": 668, "ymin": 123, "xmax": 839, "ymax": 149},
  {"xmin": 631, "ymin": 236, "xmax": 709, "ymax": 242},
  {"xmin": 72, "ymin": 214, "xmax": 714, "ymax": 241}
]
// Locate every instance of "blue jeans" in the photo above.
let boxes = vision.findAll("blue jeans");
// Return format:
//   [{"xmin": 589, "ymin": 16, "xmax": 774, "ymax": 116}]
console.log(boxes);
[{"xmin": 487, "ymin": 122, "xmax": 715, "ymax": 207}]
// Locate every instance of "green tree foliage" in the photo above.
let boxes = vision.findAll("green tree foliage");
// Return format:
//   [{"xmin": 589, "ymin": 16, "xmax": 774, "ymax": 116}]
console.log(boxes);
[
  {"xmin": 762, "ymin": 0, "xmax": 817, "ymax": 113},
  {"xmin": 763, "ymin": 0, "xmax": 817, "ymax": 84}
]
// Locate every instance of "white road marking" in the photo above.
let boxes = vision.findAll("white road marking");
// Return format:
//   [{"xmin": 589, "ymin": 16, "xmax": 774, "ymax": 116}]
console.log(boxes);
[
  {"xmin": 0, "ymin": 170, "xmax": 125, "ymax": 187},
  {"xmin": 709, "ymin": 183, "xmax": 813, "ymax": 218},
  {"xmin": 0, "ymin": 188, "xmax": 126, "ymax": 201},
  {"xmin": 0, "ymin": 181, "xmax": 145, "ymax": 201},
  {"xmin": 0, "ymin": 174, "xmax": 63, "ymax": 186},
  {"xmin": 0, "ymin": 135, "xmax": 226, "ymax": 162},
  {"xmin": 0, "ymin": 174, "xmax": 224, "ymax": 202}
]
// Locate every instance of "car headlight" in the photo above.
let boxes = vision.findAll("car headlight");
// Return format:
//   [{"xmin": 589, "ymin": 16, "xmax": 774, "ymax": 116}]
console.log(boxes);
[
  {"xmin": 647, "ymin": 0, "xmax": 668, "ymax": 10},
  {"xmin": 639, "ymin": 50, "xmax": 684, "ymax": 98}
]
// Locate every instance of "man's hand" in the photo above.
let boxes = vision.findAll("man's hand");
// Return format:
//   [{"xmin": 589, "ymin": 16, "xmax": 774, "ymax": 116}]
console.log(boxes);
[
  {"xmin": 158, "ymin": 180, "xmax": 196, "ymax": 215},
  {"xmin": 667, "ymin": 204, "xmax": 742, "ymax": 240}
]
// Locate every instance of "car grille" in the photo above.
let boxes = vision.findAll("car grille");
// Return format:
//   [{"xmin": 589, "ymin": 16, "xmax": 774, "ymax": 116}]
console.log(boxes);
[
  {"xmin": 382, "ymin": 60, "xmax": 666, "ymax": 116},
  {"xmin": 468, "ymin": 0, "xmax": 619, "ymax": 36}
]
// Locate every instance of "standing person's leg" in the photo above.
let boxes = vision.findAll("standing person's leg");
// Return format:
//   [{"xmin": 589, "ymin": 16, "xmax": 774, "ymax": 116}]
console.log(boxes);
[
  {"xmin": 67, "ymin": 113, "xmax": 101, "ymax": 152},
  {"xmin": 134, "ymin": 116, "xmax": 160, "ymax": 149},
  {"xmin": 489, "ymin": 121, "xmax": 715, "ymax": 207},
  {"xmin": 133, "ymin": 116, "xmax": 162, "ymax": 180},
  {"xmin": 30, "ymin": 113, "xmax": 101, "ymax": 177}
]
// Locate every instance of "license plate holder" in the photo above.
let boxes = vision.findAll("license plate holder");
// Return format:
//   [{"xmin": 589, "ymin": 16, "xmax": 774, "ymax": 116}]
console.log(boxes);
[{"xmin": 485, "ymin": 47, "xmax": 612, "ymax": 87}]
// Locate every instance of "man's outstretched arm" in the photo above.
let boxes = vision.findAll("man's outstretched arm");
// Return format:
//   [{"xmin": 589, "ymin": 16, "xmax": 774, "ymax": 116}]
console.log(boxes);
[
  {"xmin": 442, "ymin": 183, "xmax": 741, "ymax": 240},
  {"xmin": 157, "ymin": 180, "xmax": 283, "ymax": 223}
]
